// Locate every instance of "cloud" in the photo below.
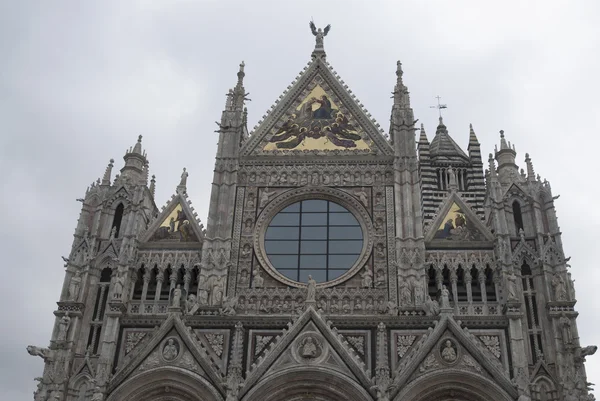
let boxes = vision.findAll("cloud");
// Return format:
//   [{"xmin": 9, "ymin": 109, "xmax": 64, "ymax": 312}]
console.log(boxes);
[{"xmin": 2, "ymin": 1, "xmax": 598, "ymax": 399}]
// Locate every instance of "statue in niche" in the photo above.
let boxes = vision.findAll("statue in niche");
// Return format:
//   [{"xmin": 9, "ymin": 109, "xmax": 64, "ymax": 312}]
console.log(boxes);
[
  {"xmin": 162, "ymin": 338, "xmax": 179, "ymax": 361},
  {"xmin": 323, "ymin": 173, "xmax": 331, "ymax": 185},
  {"xmin": 300, "ymin": 336, "xmax": 320, "ymax": 359},
  {"xmin": 374, "ymin": 217, "xmax": 383, "ymax": 234},
  {"xmin": 506, "ymin": 272, "xmax": 518, "ymax": 301},
  {"xmin": 185, "ymin": 294, "xmax": 199, "ymax": 315},
  {"xmin": 333, "ymin": 172, "xmax": 341, "ymax": 185},
  {"xmin": 259, "ymin": 172, "xmax": 267, "ymax": 184},
  {"xmin": 311, "ymin": 172, "xmax": 319, "ymax": 186},
  {"xmin": 306, "ymin": 275, "xmax": 317, "ymax": 302},
  {"xmin": 239, "ymin": 270, "xmax": 249, "ymax": 285},
  {"xmin": 246, "ymin": 193, "xmax": 255, "ymax": 209},
  {"xmin": 57, "ymin": 312, "xmax": 71, "ymax": 342},
  {"xmin": 559, "ymin": 313, "xmax": 573, "ymax": 345},
  {"xmin": 441, "ymin": 340, "xmax": 457, "ymax": 362},
  {"xmin": 252, "ymin": 269, "xmax": 264, "ymax": 288},
  {"xmin": 171, "ymin": 285, "xmax": 183, "ymax": 308},
  {"xmin": 112, "ymin": 269, "xmax": 126, "ymax": 300},
  {"xmin": 375, "ymin": 270, "xmax": 386, "ymax": 288},
  {"xmin": 269, "ymin": 173, "xmax": 277, "ymax": 186},
  {"xmin": 342, "ymin": 299, "xmax": 351, "ymax": 313},
  {"xmin": 300, "ymin": 172, "xmax": 308, "ymax": 185},
  {"xmin": 318, "ymin": 298, "xmax": 327, "ymax": 313},
  {"xmin": 241, "ymin": 244, "xmax": 252, "ymax": 258},
  {"xmin": 210, "ymin": 276, "xmax": 225, "ymax": 306},
  {"xmin": 361, "ymin": 267, "xmax": 373, "ymax": 288},
  {"xmin": 365, "ymin": 298, "xmax": 374, "ymax": 312},
  {"xmin": 343, "ymin": 172, "xmax": 351, "ymax": 184},
  {"xmin": 440, "ymin": 285, "xmax": 451, "ymax": 309},
  {"xmin": 375, "ymin": 243, "xmax": 385, "ymax": 259},
  {"xmin": 413, "ymin": 282, "xmax": 425, "ymax": 305},
  {"xmin": 399, "ymin": 281, "xmax": 412, "ymax": 306},
  {"xmin": 259, "ymin": 299, "xmax": 269, "ymax": 313},
  {"xmin": 68, "ymin": 270, "xmax": 81, "ymax": 301},
  {"xmin": 354, "ymin": 297, "xmax": 362, "ymax": 312},
  {"xmin": 552, "ymin": 274, "xmax": 568, "ymax": 301},
  {"xmin": 279, "ymin": 172, "xmax": 288, "ymax": 184},
  {"xmin": 198, "ymin": 289, "xmax": 209, "ymax": 305},
  {"xmin": 364, "ymin": 172, "xmax": 373, "ymax": 184}
]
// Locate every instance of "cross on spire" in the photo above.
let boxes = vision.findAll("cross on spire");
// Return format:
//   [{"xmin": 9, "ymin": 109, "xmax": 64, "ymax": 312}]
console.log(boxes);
[{"xmin": 430, "ymin": 95, "xmax": 447, "ymax": 118}]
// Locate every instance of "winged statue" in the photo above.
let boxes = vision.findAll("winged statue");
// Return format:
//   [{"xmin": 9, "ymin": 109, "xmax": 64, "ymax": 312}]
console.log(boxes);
[{"xmin": 309, "ymin": 21, "xmax": 331, "ymax": 50}]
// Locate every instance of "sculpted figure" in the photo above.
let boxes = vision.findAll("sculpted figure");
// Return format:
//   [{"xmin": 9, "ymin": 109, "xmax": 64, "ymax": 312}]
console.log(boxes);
[
  {"xmin": 179, "ymin": 167, "xmax": 188, "ymax": 186},
  {"xmin": 559, "ymin": 313, "xmax": 573, "ymax": 345},
  {"xmin": 423, "ymin": 295, "xmax": 440, "ymax": 316},
  {"xmin": 413, "ymin": 283, "xmax": 425, "ymax": 305},
  {"xmin": 57, "ymin": 312, "xmax": 71, "ymax": 342},
  {"xmin": 552, "ymin": 274, "xmax": 568, "ymax": 301},
  {"xmin": 112, "ymin": 270, "xmax": 126, "ymax": 300},
  {"xmin": 361, "ymin": 268, "xmax": 373, "ymax": 288},
  {"xmin": 27, "ymin": 346, "xmax": 53, "ymax": 362},
  {"xmin": 185, "ymin": 294, "xmax": 199, "ymax": 315},
  {"xmin": 220, "ymin": 296, "xmax": 238, "ymax": 316},
  {"xmin": 91, "ymin": 387, "xmax": 104, "ymax": 401},
  {"xmin": 162, "ymin": 339, "xmax": 179, "ymax": 361},
  {"xmin": 441, "ymin": 340, "xmax": 457, "ymax": 362},
  {"xmin": 210, "ymin": 276, "xmax": 225, "ymax": 306},
  {"xmin": 440, "ymin": 285, "xmax": 451, "ymax": 309},
  {"xmin": 506, "ymin": 272, "xmax": 518, "ymax": 301},
  {"xmin": 399, "ymin": 281, "xmax": 412, "ymax": 306},
  {"xmin": 252, "ymin": 269, "xmax": 264, "ymax": 288},
  {"xmin": 300, "ymin": 336, "xmax": 319, "ymax": 358},
  {"xmin": 68, "ymin": 270, "xmax": 81, "ymax": 301},
  {"xmin": 171, "ymin": 285, "xmax": 183, "ymax": 308},
  {"xmin": 306, "ymin": 275, "xmax": 317, "ymax": 302}
]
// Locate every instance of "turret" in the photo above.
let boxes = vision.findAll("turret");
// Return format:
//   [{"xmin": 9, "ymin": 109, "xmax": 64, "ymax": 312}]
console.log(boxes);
[{"xmin": 120, "ymin": 135, "xmax": 147, "ymax": 184}]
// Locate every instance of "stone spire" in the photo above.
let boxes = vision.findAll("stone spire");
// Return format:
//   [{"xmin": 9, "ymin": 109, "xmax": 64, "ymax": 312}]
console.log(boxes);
[
  {"xmin": 101, "ymin": 158, "xmax": 115, "ymax": 186},
  {"xmin": 429, "ymin": 117, "xmax": 468, "ymax": 161},
  {"xmin": 525, "ymin": 153, "xmax": 536, "ymax": 182},
  {"xmin": 177, "ymin": 167, "xmax": 188, "ymax": 194},
  {"xmin": 149, "ymin": 174, "xmax": 156, "ymax": 198},
  {"xmin": 494, "ymin": 130, "xmax": 518, "ymax": 181},
  {"xmin": 467, "ymin": 123, "xmax": 482, "ymax": 163},
  {"xmin": 393, "ymin": 60, "xmax": 410, "ymax": 108},
  {"xmin": 120, "ymin": 135, "xmax": 148, "ymax": 182},
  {"xmin": 309, "ymin": 21, "xmax": 331, "ymax": 59}
]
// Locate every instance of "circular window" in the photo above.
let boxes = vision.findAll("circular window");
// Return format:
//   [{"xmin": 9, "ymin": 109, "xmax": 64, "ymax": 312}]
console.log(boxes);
[{"xmin": 264, "ymin": 199, "xmax": 364, "ymax": 283}]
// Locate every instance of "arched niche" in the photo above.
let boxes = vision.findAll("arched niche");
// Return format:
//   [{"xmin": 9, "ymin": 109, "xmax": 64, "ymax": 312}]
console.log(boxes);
[
  {"xmin": 106, "ymin": 366, "xmax": 223, "ymax": 401},
  {"xmin": 242, "ymin": 367, "xmax": 372, "ymax": 401},
  {"xmin": 395, "ymin": 369, "xmax": 514, "ymax": 401}
]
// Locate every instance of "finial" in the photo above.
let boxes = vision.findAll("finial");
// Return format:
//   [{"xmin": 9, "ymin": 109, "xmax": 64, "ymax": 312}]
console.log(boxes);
[
  {"xmin": 137, "ymin": 135, "xmax": 142, "ymax": 143},
  {"xmin": 149, "ymin": 174, "xmax": 156, "ymax": 197},
  {"xmin": 420, "ymin": 123, "xmax": 425, "ymax": 132},
  {"xmin": 101, "ymin": 158, "xmax": 115, "ymax": 185},
  {"xmin": 430, "ymin": 96, "xmax": 447, "ymax": 118},
  {"xmin": 499, "ymin": 130, "xmax": 504, "ymax": 138},
  {"xmin": 309, "ymin": 21, "xmax": 331, "ymax": 58},
  {"xmin": 237, "ymin": 61, "xmax": 245, "ymax": 86},
  {"xmin": 525, "ymin": 153, "xmax": 536, "ymax": 182},
  {"xmin": 396, "ymin": 60, "xmax": 403, "ymax": 79}
]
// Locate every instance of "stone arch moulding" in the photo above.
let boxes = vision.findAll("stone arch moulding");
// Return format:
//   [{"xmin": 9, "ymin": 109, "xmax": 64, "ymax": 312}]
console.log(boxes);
[
  {"xmin": 106, "ymin": 366, "xmax": 223, "ymax": 401},
  {"xmin": 395, "ymin": 369, "xmax": 515, "ymax": 401},
  {"xmin": 253, "ymin": 186, "xmax": 375, "ymax": 289},
  {"xmin": 242, "ymin": 366, "xmax": 372, "ymax": 401}
]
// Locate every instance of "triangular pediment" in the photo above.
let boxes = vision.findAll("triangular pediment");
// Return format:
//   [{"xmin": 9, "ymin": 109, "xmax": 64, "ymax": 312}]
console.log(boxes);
[
  {"xmin": 390, "ymin": 315, "xmax": 516, "ymax": 400},
  {"xmin": 240, "ymin": 307, "xmax": 372, "ymax": 398},
  {"xmin": 241, "ymin": 57, "xmax": 393, "ymax": 157},
  {"xmin": 108, "ymin": 315, "xmax": 223, "ymax": 395},
  {"xmin": 140, "ymin": 193, "xmax": 204, "ymax": 246},
  {"xmin": 425, "ymin": 193, "xmax": 494, "ymax": 246}
]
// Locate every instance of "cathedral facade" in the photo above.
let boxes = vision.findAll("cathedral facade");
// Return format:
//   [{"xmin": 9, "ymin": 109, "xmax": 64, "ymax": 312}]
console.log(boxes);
[{"xmin": 29, "ymin": 27, "xmax": 596, "ymax": 401}]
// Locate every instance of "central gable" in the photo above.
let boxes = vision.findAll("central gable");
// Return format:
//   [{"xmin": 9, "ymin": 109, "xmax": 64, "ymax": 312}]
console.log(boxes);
[{"xmin": 241, "ymin": 58, "xmax": 393, "ymax": 157}]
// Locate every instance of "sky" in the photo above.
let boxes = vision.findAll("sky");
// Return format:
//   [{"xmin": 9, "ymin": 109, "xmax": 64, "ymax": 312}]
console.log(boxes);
[{"xmin": 1, "ymin": 1, "xmax": 599, "ymax": 399}]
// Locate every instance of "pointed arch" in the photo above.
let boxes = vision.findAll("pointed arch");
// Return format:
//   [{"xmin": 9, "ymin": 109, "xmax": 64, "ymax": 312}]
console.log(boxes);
[
  {"xmin": 242, "ymin": 367, "xmax": 372, "ymax": 401},
  {"xmin": 512, "ymin": 200, "xmax": 524, "ymax": 235},
  {"xmin": 395, "ymin": 369, "xmax": 513, "ymax": 401},
  {"xmin": 112, "ymin": 203, "xmax": 125, "ymax": 238},
  {"xmin": 106, "ymin": 366, "xmax": 223, "ymax": 401}
]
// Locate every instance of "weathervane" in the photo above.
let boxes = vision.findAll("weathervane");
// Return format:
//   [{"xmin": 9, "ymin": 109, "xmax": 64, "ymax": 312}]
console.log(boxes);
[
  {"xmin": 309, "ymin": 19, "xmax": 331, "ymax": 55},
  {"xmin": 430, "ymin": 95, "xmax": 447, "ymax": 118}
]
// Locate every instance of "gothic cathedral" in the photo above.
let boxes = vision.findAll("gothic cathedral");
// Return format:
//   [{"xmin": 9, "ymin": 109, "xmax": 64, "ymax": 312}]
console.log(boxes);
[{"xmin": 29, "ymin": 26, "xmax": 596, "ymax": 401}]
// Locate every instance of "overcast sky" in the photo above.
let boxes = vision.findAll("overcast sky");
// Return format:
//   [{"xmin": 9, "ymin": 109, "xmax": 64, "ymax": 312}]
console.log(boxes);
[{"xmin": 1, "ymin": 1, "xmax": 599, "ymax": 399}]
